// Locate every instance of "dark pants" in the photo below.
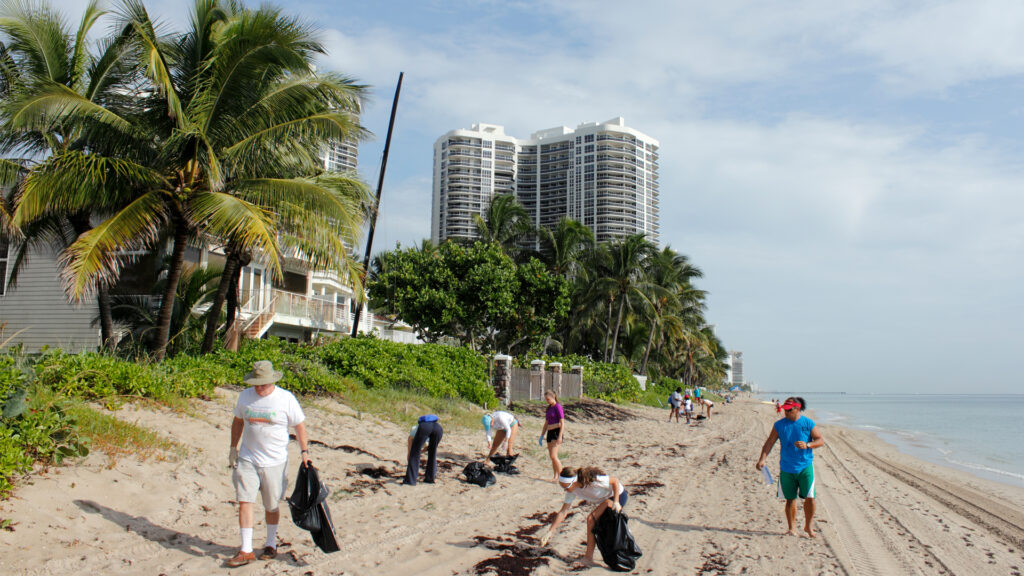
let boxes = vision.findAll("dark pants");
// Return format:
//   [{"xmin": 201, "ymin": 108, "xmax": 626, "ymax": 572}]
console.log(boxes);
[{"xmin": 405, "ymin": 420, "xmax": 443, "ymax": 485}]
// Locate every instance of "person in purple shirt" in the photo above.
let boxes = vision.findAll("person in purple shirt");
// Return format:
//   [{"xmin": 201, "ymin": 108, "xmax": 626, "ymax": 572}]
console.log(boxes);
[
  {"xmin": 540, "ymin": 389, "xmax": 565, "ymax": 481},
  {"xmin": 755, "ymin": 396, "xmax": 824, "ymax": 537}
]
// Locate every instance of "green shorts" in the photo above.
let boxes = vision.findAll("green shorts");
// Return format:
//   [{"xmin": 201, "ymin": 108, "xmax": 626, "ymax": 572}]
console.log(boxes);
[{"xmin": 778, "ymin": 465, "xmax": 815, "ymax": 500}]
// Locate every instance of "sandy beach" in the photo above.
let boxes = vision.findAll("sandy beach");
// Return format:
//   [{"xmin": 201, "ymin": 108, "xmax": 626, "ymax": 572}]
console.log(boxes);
[{"xmin": 1, "ymin": 393, "xmax": 1023, "ymax": 575}]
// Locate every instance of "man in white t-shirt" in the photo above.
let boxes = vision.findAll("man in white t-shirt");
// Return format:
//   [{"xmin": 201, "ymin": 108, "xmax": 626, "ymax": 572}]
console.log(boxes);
[{"xmin": 226, "ymin": 361, "xmax": 310, "ymax": 567}]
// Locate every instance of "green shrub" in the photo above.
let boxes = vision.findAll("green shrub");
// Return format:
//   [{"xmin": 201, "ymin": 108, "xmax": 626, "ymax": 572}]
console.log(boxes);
[
  {"xmin": 0, "ymin": 357, "xmax": 89, "ymax": 499},
  {"xmin": 304, "ymin": 337, "xmax": 495, "ymax": 406}
]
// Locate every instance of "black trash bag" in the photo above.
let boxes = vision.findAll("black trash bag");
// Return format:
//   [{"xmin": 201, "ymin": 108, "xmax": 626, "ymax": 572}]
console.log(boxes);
[
  {"xmin": 489, "ymin": 454, "xmax": 520, "ymax": 474},
  {"xmin": 286, "ymin": 462, "xmax": 340, "ymax": 554},
  {"xmin": 592, "ymin": 508, "xmax": 642, "ymax": 572},
  {"xmin": 462, "ymin": 462, "xmax": 496, "ymax": 487},
  {"xmin": 288, "ymin": 462, "xmax": 329, "ymax": 532}
]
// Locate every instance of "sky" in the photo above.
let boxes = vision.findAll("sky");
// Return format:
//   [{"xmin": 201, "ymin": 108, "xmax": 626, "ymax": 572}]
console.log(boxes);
[{"xmin": 52, "ymin": 0, "xmax": 1024, "ymax": 394}]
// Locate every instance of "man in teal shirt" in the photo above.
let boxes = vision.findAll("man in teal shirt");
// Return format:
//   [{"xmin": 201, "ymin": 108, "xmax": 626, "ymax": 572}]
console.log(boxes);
[{"xmin": 756, "ymin": 397, "xmax": 825, "ymax": 537}]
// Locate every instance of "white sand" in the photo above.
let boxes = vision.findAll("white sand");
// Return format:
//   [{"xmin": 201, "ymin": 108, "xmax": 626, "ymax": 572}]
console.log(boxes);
[{"xmin": 1, "ymin": 393, "xmax": 1022, "ymax": 575}]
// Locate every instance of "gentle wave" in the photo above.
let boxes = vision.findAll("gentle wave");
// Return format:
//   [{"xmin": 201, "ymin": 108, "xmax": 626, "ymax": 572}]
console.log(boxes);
[{"xmin": 944, "ymin": 458, "xmax": 1024, "ymax": 482}]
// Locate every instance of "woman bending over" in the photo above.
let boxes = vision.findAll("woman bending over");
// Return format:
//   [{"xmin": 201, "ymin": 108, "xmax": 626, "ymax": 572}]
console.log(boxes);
[{"xmin": 539, "ymin": 466, "xmax": 628, "ymax": 567}]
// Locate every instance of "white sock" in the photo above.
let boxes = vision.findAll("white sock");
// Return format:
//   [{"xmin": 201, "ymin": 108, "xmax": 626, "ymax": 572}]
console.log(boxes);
[
  {"xmin": 265, "ymin": 524, "xmax": 278, "ymax": 549},
  {"xmin": 240, "ymin": 527, "xmax": 253, "ymax": 553}
]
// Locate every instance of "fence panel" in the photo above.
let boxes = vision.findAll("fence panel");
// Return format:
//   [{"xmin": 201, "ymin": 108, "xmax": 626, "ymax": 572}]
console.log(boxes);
[
  {"xmin": 509, "ymin": 367, "xmax": 534, "ymax": 403},
  {"xmin": 560, "ymin": 373, "xmax": 583, "ymax": 398}
]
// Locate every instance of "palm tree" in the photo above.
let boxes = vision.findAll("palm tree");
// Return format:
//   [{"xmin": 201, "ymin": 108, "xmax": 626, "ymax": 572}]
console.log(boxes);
[
  {"xmin": 0, "ymin": 0, "xmax": 138, "ymax": 348},
  {"xmin": 592, "ymin": 234, "xmax": 654, "ymax": 363},
  {"xmin": 473, "ymin": 193, "xmax": 532, "ymax": 257},
  {"xmin": 9, "ymin": 0, "xmax": 369, "ymax": 359},
  {"xmin": 638, "ymin": 247, "xmax": 704, "ymax": 374}
]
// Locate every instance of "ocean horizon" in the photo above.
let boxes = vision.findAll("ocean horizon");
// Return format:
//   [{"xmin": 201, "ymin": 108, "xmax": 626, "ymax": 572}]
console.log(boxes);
[{"xmin": 758, "ymin": 393, "xmax": 1024, "ymax": 488}]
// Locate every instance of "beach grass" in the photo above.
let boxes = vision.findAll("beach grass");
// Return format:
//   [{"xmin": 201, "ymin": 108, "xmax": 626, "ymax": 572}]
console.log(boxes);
[
  {"xmin": 312, "ymin": 382, "xmax": 486, "ymax": 432},
  {"xmin": 63, "ymin": 402, "xmax": 185, "ymax": 466}
]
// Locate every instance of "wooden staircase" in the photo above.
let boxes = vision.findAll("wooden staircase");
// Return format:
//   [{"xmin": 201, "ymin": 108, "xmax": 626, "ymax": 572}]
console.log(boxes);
[{"xmin": 241, "ymin": 297, "xmax": 277, "ymax": 340}]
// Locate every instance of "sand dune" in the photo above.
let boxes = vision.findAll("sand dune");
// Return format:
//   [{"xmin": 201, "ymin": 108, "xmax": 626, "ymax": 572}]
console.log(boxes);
[{"xmin": 1, "ymin": 393, "xmax": 1022, "ymax": 575}]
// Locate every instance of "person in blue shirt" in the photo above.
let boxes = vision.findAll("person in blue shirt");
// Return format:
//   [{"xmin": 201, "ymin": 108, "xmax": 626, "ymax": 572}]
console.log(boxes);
[{"xmin": 755, "ymin": 396, "xmax": 824, "ymax": 537}]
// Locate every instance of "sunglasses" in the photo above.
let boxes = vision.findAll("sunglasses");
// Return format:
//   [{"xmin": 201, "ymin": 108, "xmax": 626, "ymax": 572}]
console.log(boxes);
[{"xmin": 781, "ymin": 404, "xmax": 799, "ymax": 411}]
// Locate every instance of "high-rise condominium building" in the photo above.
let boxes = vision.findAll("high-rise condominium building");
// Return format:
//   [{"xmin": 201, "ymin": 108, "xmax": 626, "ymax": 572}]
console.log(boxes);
[
  {"xmin": 432, "ymin": 117, "xmax": 659, "ymax": 245},
  {"xmin": 727, "ymin": 351, "xmax": 744, "ymax": 386},
  {"xmin": 323, "ymin": 139, "xmax": 358, "ymax": 172}
]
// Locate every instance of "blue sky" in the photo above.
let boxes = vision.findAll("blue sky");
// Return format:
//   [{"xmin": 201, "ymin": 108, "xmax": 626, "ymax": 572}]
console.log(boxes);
[{"xmin": 55, "ymin": 0, "xmax": 1024, "ymax": 393}]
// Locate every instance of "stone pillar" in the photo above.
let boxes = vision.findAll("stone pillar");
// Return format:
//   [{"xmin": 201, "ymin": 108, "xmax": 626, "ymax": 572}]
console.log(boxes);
[
  {"xmin": 530, "ymin": 360, "xmax": 546, "ymax": 401},
  {"xmin": 493, "ymin": 354, "xmax": 511, "ymax": 407},
  {"xmin": 548, "ymin": 362, "xmax": 562, "ymax": 396},
  {"xmin": 571, "ymin": 365, "xmax": 584, "ymax": 398}
]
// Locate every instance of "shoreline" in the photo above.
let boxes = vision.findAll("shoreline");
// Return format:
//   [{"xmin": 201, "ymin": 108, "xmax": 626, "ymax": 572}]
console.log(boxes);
[
  {"xmin": 762, "ymin": 394, "xmax": 1024, "ymax": 490},
  {"xmin": 1, "ymin": 393, "xmax": 1023, "ymax": 575}
]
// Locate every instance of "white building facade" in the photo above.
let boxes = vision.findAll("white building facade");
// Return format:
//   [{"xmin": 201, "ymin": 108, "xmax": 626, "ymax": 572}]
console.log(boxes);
[
  {"xmin": 724, "ymin": 350, "xmax": 744, "ymax": 386},
  {"xmin": 432, "ymin": 117, "xmax": 659, "ymax": 245}
]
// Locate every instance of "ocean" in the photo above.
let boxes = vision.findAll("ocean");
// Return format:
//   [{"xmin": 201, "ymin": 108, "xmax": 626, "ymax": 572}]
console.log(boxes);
[{"xmin": 760, "ymin": 394, "xmax": 1024, "ymax": 488}]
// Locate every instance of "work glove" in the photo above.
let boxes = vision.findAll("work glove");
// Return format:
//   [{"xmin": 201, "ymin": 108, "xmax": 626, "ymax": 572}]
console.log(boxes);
[{"xmin": 229, "ymin": 447, "xmax": 238, "ymax": 468}]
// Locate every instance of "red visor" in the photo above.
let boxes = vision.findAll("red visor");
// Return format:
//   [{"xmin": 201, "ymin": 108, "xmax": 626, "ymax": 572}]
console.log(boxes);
[{"xmin": 781, "ymin": 402, "xmax": 800, "ymax": 411}]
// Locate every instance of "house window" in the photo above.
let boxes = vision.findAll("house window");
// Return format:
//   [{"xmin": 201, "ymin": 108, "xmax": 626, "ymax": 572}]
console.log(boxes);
[{"xmin": 0, "ymin": 238, "xmax": 8, "ymax": 296}]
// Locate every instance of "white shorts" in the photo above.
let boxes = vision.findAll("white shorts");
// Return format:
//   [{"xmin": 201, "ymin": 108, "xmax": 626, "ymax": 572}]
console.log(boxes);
[{"xmin": 233, "ymin": 459, "xmax": 288, "ymax": 511}]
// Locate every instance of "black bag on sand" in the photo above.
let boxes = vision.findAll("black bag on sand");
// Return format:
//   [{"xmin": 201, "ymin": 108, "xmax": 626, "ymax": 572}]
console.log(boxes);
[
  {"xmin": 462, "ymin": 462, "xmax": 496, "ymax": 487},
  {"xmin": 593, "ymin": 508, "xmax": 642, "ymax": 572},
  {"xmin": 489, "ymin": 454, "xmax": 520, "ymax": 474},
  {"xmin": 287, "ymin": 462, "xmax": 340, "ymax": 553}
]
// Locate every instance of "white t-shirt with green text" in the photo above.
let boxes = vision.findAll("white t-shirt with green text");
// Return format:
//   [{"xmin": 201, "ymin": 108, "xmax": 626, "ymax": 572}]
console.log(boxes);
[{"xmin": 235, "ymin": 386, "xmax": 305, "ymax": 467}]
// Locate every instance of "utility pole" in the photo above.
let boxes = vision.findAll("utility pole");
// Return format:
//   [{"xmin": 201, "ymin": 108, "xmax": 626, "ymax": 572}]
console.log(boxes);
[{"xmin": 351, "ymin": 72, "xmax": 403, "ymax": 337}]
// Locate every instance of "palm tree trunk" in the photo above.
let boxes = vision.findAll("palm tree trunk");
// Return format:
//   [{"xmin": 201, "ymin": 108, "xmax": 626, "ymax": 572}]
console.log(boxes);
[
  {"xmin": 603, "ymin": 298, "xmax": 614, "ymax": 362},
  {"xmin": 67, "ymin": 214, "xmax": 116, "ymax": 349},
  {"xmin": 153, "ymin": 218, "xmax": 189, "ymax": 361},
  {"xmin": 200, "ymin": 246, "xmax": 241, "ymax": 354},
  {"xmin": 640, "ymin": 316, "xmax": 658, "ymax": 374},
  {"xmin": 610, "ymin": 297, "xmax": 626, "ymax": 363},
  {"xmin": 224, "ymin": 252, "xmax": 248, "ymax": 331},
  {"xmin": 97, "ymin": 288, "xmax": 115, "ymax": 350}
]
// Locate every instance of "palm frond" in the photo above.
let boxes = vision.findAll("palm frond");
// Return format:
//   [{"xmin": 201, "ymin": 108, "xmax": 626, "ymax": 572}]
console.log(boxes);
[
  {"xmin": 0, "ymin": 0, "xmax": 72, "ymax": 83},
  {"xmin": 60, "ymin": 190, "xmax": 166, "ymax": 299},
  {"xmin": 186, "ymin": 190, "xmax": 281, "ymax": 277},
  {"xmin": 15, "ymin": 150, "xmax": 165, "ymax": 225},
  {"xmin": 4, "ymin": 79, "xmax": 133, "ymax": 132},
  {"xmin": 115, "ymin": 0, "xmax": 183, "ymax": 124}
]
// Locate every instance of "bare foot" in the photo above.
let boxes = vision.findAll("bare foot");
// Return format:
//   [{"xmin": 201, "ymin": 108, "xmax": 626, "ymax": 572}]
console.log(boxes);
[
  {"xmin": 804, "ymin": 526, "xmax": 816, "ymax": 538},
  {"xmin": 785, "ymin": 529, "xmax": 799, "ymax": 537}
]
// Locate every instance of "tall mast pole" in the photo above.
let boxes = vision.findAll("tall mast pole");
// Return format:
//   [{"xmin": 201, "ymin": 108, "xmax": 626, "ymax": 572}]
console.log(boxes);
[{"xmin": 352, "ymin": 72, "xmax": 403, "ymax": 337}]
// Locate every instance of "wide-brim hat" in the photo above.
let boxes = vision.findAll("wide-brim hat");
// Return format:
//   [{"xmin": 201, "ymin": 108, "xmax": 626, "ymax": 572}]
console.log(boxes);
[{"xmin": 244, "ymin": 360, "xmax": 283, "ymax": 386}]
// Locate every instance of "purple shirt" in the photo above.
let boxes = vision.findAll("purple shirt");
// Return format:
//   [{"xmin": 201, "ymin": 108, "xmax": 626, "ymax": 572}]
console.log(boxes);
[{"xmin": 546, "ymin": 403, "xmax": 564, "ymax": 426}]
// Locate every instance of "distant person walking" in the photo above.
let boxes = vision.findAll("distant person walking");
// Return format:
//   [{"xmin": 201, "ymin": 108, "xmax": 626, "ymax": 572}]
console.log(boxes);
[
  {"xmin": 755, "ymin": 396, "xmax": 824, "ymax": 538},
  {"xmin": 404, "ymin": 414, "xmax": 443, "ymax": 485},
  {"xmin": 694, "ymin": 387, "xmax": 703, "ymax": 413},
  {"xmin": 540, "ymin": 390, "xmax": 565, "ymax": 480},
  {"xmin": 668, "ymin": 388, "xmax": 683, "ymax": 423},
  {"xmin": 539, "ymin": 466, "xmax": 629, "ymax": 568},
  {"xmin": 483, "ymin": 410, "xmax": 520, "ymax": 461},
  {"xmin": 227, "ymin": 361, "xmax": 310, "ymax": 567}
]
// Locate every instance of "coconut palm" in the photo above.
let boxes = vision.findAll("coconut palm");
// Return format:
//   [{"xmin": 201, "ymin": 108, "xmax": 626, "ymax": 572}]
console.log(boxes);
[
  {"xmin": 9, "ymin": 0, "xmax": 369, "ymax": 359},
  {"xmin": 638, "ymin": 247, "xmax": 705, "ymax": 374},
  {"xmin": 473, "ymin": 193, "xmax": 532, "ymax": 257},
  {"xmin": 592, "ymin": 234, "xmax": 655, "ymax": 363},
  {"xmin": 0, "ymin": 0, "xmax": 139, "ymax": 347}
]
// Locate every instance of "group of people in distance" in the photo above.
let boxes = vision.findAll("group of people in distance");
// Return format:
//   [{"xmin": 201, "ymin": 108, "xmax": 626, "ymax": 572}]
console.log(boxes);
[
  {"xmin": 667, "ymin": 387, "xmax": 715, "ymax": 423},
  {"xmin": 223, "ymin": 360, "xmax": 824, "ymax": 569}
]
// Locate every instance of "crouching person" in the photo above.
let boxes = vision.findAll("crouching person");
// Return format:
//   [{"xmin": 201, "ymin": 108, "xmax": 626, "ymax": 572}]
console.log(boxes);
[
  {"xmin": 539, "ymin": 466, "xmax": 628, "ymax": 568},
  {"xmin": 404, "ymin": 414, "xmax": 443, "ymax": 485},
  {"xmin": 227, "ymin": 361, "xmax": 310, "ymax": 567}
]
